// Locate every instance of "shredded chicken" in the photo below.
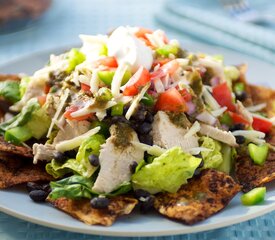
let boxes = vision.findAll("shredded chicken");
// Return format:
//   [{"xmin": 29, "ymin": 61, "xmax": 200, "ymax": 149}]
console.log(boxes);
[
  {"xmin": 33, "ymin": 144, "xmax": 58, "ymax": 164},
  {"xmin": 199, "ymin": 123, "xmax": 238, "ymax": 147},
  {"xmin": 151, "ymin": 111, "xmax": 199, "ymax": 151},
  {"xmin": 93, "ymin": 124, "xmax": 144, "ymax": 194}
]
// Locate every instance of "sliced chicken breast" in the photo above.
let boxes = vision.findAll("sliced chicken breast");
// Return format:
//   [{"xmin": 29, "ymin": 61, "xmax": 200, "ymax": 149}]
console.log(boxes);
[
  {"xmin": 93, "ymin": 123, "xmax": 144, "ymax": 194},
  {"xmin": 151, "ymin": 111, "xmax": 199, "ymax": 151}
]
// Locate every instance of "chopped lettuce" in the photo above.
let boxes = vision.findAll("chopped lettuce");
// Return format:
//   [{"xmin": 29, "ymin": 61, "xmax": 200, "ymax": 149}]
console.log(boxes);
[
  {"xmin": 131, "ymin": 147, "xmax": 201, "ymax": 194},
  {"xmin": 49, "ymin": 175, "xmax": 94, "ymax": 200},
  {"xmin": 200, "ymin": 137, "xmax": 223, "ymax": 169},
  {"xmin": 0, "ymin": 98, "xmax": 40, "ymax": 133},
  {"xmin": 19, "ymin": 76, "xmax": 31, "ymax": 98},
  {"xmin": 0, "ymin": 80, "xmax": 20, "ymax": 103},
  {"xmin": 49, "ymin": 175, "xmax": 132, "ymax": 200},
  {"xmin": 46, "ymin": 134, "xmax": 105, "ymax": 178}
]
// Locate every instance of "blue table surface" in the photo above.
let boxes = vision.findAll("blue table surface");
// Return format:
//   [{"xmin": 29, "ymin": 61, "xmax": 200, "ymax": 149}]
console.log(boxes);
[{"xmin": 0, "ymin": 0, "xmax": 274, "ymax": 239}]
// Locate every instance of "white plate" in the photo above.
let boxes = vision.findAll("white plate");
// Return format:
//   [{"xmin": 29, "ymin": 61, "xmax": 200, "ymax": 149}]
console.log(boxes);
[{"xmin": 0, "ymin": 45, "xmax": 275, "ymax": 237}]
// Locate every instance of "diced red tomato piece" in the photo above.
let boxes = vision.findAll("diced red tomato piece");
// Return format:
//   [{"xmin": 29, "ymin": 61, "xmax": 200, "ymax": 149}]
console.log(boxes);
[
  {"xmin": 179, "ymin": 88, "xmax": 192, "ymax": 102},
  {"xmin": 155, "ymin": 88, "xmax": 188, "ymax": 112},
  {"xmin": 37, "ymin": 95, "xmax": 46, "ymax": 106},
  {"xmin": 252, "ymin": 116, "xmax": 273, "ymax": 133},
  {"xmin": 229, "ymin": 112, "xmax": 249, "ymax": 125},
  {"xmin": 64, "ymin": 105, "xmax": 93, "ymax": 121},
  {"xmin": 81, "ymin": 83, "xmax": 90, "ymax": 92},
  {"xmin": 95, "ymin": 57, "xmax": 118, "ymax": 68},
  {"xmin": 212, "ymin": 82, "xmax": 236, "ymax": 112},
  {"xmin": 123, "ymin": 67, "xmax": 151, "ymax": 96},
  {"xmin": 44, "ymin": 84, "xmax": 51, "ymax": 94}
]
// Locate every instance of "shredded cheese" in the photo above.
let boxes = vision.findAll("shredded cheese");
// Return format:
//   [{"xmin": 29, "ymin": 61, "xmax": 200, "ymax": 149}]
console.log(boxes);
[
  {"xmin": 232, "ymin": 130, "xmax": 266, "ymax": 144},
  {"xmin": 202, "ymin": 86, "xmax": 221, "ymax": 110},
  {"xmin": 89, "ymin": 69, "xmax": 99, "ymax": 93},
  {"xmin": 187, "ymin": 147, "xmax": 213, "ymax": 155},
  {"xmin": 125, "ymin": 83, "xmax": 150, "ymax": 120},
  {"xmin": 196, "ymin": 111, "xmax": 217, "ymax": 125},
  {"xmin": 47, "ymin": 89, "xmax": 70, "ymax": 138},
  {"xmin": 71, "ymin": 100, "xmax": 117, "ymax": 118},
  {"xmin": 145, "ymin": 30, "xmax": 166, "ymax": 48},
  {"xmin": 246, "ymin": 103, "xmax": 267, "ymax": 112},
  {"xmin": 55, "ymin": 126, "xmax": 100, "ymax": 152},
  {"xmin": 132, "ymin": 142, "xmax": 166, "ymax": 156},
  {"xmin": 184, "ymin": 121, "xmax": 201, "ymax": 139},
  {"xmin": 111, "ymin": 63, "xmax": 128, "ymax": 97},
  {"xmin": 211, "ymin": 106, "xmax": 227, "ymax": 117}
]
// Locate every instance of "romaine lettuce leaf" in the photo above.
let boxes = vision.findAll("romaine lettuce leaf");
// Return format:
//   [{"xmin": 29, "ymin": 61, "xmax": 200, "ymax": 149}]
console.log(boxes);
[
  {"xmin": 49, "ymin": 175, "xmax": 94, "ymax": 200},
  {"xmin": 49, "ymin": 175, "xmax": 131, "ymax": 200},
  {"xmin": 46, "ymin": 134, "xmax": 105, "ymax": 178},
  {"xmin": 0, "ymin": 80, "xmax": 20, "ymax": 103},
  {"xmin": 131, "ymin": 147, "xmax": 202, "ymax": 194},
  {"xmin": 200, "ymin": 136, "xmax": 223, "ymax": 169}
]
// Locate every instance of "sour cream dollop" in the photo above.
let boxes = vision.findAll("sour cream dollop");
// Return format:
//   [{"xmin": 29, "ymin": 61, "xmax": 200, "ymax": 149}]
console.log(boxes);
[{"xmin": 107, "ymin": 26, "xmax": 153, "ymax": 72}]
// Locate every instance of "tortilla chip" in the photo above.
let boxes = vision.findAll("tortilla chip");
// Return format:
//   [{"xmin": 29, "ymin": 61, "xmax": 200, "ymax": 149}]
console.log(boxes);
[
  {"xmin": 0, "ymin": 74, "xmax": 20, "ymax": 82},
  {"xmin": 154, "ymin": 169, "xmax": 240, "ymax": 225},
  {"xmin": 0, "ymin": 158, "xmax": 53, "ymax": 189},
  {"xmin": 47, "ymin": 196, "xmax": 138, "ymax": 226},
  {"xmin": 248, "ymin": 84, "xmax": 275, "ymax": 117},
  {"xmin": 235, "ymin": 152, "xmax": 275, "ymax": 193},
  {"xmin": 0, "ymin": 136, "xmax": 33, "ymax": 158}
]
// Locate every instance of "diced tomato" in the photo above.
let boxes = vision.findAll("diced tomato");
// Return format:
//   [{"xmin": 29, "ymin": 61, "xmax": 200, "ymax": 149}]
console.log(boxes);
[
  {"xmin": 64, "ymin": 105, "xmax": 93, "ymax": 121},
  {"xmin": 44, "ymin": 84, "xmax": 51, "ymax": 94},
  {"xmin": 229, "ymin": 112, "xmax": 249, "ymax": 125},
  {"xmin": 179, "ymin": 88, "xmax": 192, "ymax": 102},
  {"xmin": 123, "ymin": 67, "xmax": 151, "ymax": 96},
  {"xmin": 37, "ymin": 95, "xmax": 46, "ymax": 106},
  {"xmin": 252, "ymin": 116, "xmax": 273, "ymax": 133},
  {"xmin": 81, "ymin": 83, "xmax": 90, "ymax": 92},
  {"xmin": 152, "ymin": 58, "xmax": 172, "ymax": 68},
  {"xmin": 212, "ymin": 82, "xmax": 236, "ymax": 112},
  {"xmin": 95, "ymin": 57, "xmax": 118, "ymax": 68},
  {"xmin": 135, "ymin": 28, "xmax": 153, "ymax": 39},
  {"xmin": 155, "ymin": 88, "xmax": 187, "ymax": 112}
]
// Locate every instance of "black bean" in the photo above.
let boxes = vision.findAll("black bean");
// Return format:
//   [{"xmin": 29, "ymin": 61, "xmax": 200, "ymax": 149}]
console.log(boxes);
[
  {"xmin": 235, "ymin": 135, "xmax": 245, "ymax": 144},
  {"xmin": 137, "ymin": 122, "xmax": 152, "ymax": 135},
  {"xmin": 88, "ymin": 154, "xmax": 99, "ymax": 167},
  {"xmin": 138, "ymin": 135, "xmax": 153, "ymax": 146},
  {"xmin": 235, "ymin": 92, "xmax": 247, "ymax": 101},
  {"xmin": 64, "ymin": 150, "xmax": 76, "ymax": 159},
  {"xmin": 194, "ymin": 153, "xmax": 202, "ymax": 159},
  {"xmin": 130, "ymin": 161, "xmax": 138, "ymax": 173},
  {"xmin": 42, "ymin": 183, "xmax": 51, "ymax": 194},
  {"xmin": 140, "ymin": 195, "xmax": 154, "ymax": 213},
  {"xmin": 29, "ymin": 190, "xmax": 48, "ymax": 202},
  {"xmin": 90, "ymin": 197, "xmax": 110, "ymax": 209},
  {"xmin": 53, "ymin": 151, "xmax": 67, "ymax": 162},
  {"xmin": 134, "ymin": 189, "xmax": 151, "ymax": 198},
  {"xmin": 145, "ymin": 112, "xmax": 154, "ymax": 123},
  {"xmin": 198, "ymin": 159, "xmax": 204, "ymax": 168},
  {"xmin": 111, "ymin": 116, "xmax": 129, "ymax": 124},
  {"xmin": 123, "ymin": 105, "xmax": 130, "ymax": 115},
  {"xmin": 132, "ymin": 110, "xmax": 146, "ymax": 122},
  {"xmin": 229, "ymin": 123, "xmax": 245, "ymax": 132},
  {"xmin": 26, "ymin": 182, "xmax": 42, "ymax": 193},
  {"xmin": 194, "ymin": 168, "xmax": 201, "ymax": 176}
]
